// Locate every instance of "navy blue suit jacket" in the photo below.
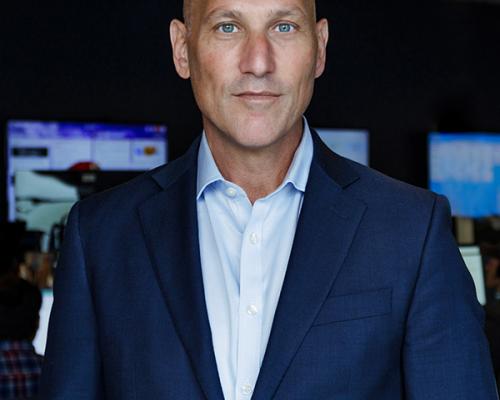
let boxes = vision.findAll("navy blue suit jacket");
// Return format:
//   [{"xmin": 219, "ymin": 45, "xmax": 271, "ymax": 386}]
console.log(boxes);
[{"xmin": 40, "ymin": 134, "xmax": 497, "ymax": 399}]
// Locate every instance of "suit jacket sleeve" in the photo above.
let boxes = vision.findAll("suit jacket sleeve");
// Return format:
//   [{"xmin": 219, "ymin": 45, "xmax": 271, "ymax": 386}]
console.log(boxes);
[
  {"xmin": 39, "ymin": 202, "xmax": 104, "ymax": 399},
  {"xmin": 403, "ymin": 194, "xmax": 498, "ymax": 399}
]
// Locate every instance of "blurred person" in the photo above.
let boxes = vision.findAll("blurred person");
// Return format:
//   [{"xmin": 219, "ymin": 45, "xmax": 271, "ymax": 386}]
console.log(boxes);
[
  {"xmin": 485, "ymin": 252, "xmax": 500, "ymax": 300},
  {"xmin": 40, "ymin": 0, "xmax": 497, "ymax": 398},
  {"xmin": 481, "ymin": 243, "xmax": 500, "ymax": 304},
  {"xmin": 0, "ymin": 269, "xmax": 43, "ymax": 399},
  {"xmin": 482, "ymin": 243, "xmax": 500, "ymax": 382},
  {"xmin": 0, "ymin": 223, "xmax": 26, "ymax": 278},
  {"xmin": 21, "ymin": 252, "xmax": 54, "ymax": 289}
]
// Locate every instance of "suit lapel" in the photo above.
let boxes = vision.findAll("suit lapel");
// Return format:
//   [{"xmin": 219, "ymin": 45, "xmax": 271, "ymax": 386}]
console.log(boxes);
[
  {"xmin": 252, "ymin": 136, "xmax": 367, "ymax": 399},
  {"xmin": 137, "ymin": 133, "xmax": 366, "ymax": 400},
  {"xmin": 138, "ymin": 142, "xmax": 224, "ymax": 400}
]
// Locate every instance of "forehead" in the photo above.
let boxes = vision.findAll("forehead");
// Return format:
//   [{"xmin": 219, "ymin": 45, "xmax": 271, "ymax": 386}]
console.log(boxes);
[{"xmin": 188, "ymin": 0, "xmax": 315, "ymax": 21}]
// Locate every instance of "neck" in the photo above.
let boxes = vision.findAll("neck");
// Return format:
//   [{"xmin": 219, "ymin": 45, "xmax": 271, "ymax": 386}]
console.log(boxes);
[{"xmin": 205, "ymin": 122, "xmax": 304, "ymax": 204}]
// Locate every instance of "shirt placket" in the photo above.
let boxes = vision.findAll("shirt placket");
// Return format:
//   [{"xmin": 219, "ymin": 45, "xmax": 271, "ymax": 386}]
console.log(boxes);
[{"xmin": 235, "ymin": 201, "xmax": 265, "ymax": 400}]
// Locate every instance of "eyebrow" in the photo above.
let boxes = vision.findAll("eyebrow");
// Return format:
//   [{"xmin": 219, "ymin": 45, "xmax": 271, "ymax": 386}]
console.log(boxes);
[
  {"xmin": 270, "ymin": 7, "xmax": 307, "ymax": 20},
  {"xmin": 205, "ymin": 6, "xmax": 308, "ymax": 23},
  {"xmin": 205, "ymin": 8, "xmax": 242, "ymax": 22}
]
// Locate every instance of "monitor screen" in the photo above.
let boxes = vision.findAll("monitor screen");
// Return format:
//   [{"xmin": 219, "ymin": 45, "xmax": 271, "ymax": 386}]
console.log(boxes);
[
  {"xmin": 6, "ymin": 120, "xmax": 168, "ymax": 221},
  {"xmin": 14, "ymin": 170, "xmax": 144, "ymax": 252},
  {"xmin": 429, "ymin": 132, "xmax": 500, "ymax": 218},
  {"xmin": 459, "ymin": 246, "xmax": 487, "ymax": 306},
  {"xmin": 315, "ymin": 129, "xmax": 369, "ymax": 166}
]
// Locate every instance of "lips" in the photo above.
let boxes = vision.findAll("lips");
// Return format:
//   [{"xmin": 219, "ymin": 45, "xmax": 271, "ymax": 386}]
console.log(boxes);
[
  {"xmin": 237, "ymin": 91, "xmax": 280, "ymax": 96},
  {"xmin": 235, "ymin": 91, "xmax": 281, "ymax": 102}
]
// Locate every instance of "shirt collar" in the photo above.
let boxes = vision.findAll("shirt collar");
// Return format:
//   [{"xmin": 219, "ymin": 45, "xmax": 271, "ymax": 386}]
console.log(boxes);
[
  {"xmin": 196, "ymin": 117, "xmax": 314, "ymax": 199},
  {"xmin": 196, "ymin": 132, "xmax": 225, "ymax": 199}
]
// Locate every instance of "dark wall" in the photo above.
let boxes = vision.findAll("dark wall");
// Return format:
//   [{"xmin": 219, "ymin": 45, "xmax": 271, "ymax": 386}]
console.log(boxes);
[{"xmin": 1, "ymin": 0, "xmax": 500, "ymax": 221}]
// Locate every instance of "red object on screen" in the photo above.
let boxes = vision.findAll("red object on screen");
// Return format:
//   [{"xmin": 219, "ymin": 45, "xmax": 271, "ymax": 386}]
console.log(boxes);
[{"xmin": 69, "ymin": 162, "xmax": 100, "ymax": 171}]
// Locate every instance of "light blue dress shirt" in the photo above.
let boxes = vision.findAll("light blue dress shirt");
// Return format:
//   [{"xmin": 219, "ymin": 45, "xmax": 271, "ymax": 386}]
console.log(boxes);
[{"xmin": 196, "ymin": 120, "xmax": 314, "ymax": 400}]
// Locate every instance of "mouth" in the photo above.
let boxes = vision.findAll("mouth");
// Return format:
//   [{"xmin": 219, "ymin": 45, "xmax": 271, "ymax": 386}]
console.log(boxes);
[{"xmin": 235, "ymin": 91, "xmax": 281, "ymax": 102}]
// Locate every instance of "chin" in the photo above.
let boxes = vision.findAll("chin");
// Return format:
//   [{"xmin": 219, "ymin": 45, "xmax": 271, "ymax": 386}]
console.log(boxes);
[{"xmin": 230, "ymin": 120, "xmax": 285, "ymax": 149}]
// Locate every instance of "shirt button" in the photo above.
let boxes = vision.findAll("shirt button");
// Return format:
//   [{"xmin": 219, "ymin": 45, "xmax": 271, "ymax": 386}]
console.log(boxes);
[
  {"xmin": 241, "ymin": 384, "xmax": 253, "ymax": 396},
  {"xmin": 225, "ymin": 187, "xmax": 237, "ymax": 198},
  {"xmin": 246, "ymin": 304, "xmax": 258, "ymax": 316},
  {"xmin": 249, "ymin": 232, "xmax": 259, "ymax": 245}
]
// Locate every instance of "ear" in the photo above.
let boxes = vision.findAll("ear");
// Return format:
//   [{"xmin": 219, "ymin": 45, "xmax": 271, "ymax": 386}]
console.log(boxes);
[
  {"xmin": 314, "ymin": 18, "xmax": 329, "ymax": 79},
  {"xmin": 170, "ymin": 19, "xmax": 190, "ymax": 79}
]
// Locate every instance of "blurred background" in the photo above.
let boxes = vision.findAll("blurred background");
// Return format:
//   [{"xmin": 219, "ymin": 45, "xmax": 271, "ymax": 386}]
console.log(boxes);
[{"xmin": 1, "ymin": 0, "xmax": 500, "ymax": 395}]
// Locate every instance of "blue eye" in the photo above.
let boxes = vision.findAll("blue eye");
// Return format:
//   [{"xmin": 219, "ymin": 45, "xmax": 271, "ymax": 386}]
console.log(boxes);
[
  {"xmin": 276, "ymin": 23, "xmax": 294, "ymax": 33},
  {"xmin": 219, "ymin": 24, "xmax": 238, "ymax": 33}
]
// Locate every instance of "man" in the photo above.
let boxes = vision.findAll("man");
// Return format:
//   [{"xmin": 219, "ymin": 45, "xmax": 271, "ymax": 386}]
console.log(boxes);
[
  {"xmin": 0, "ymin": 251, "xmax": 43, "ymax": 399},
  {"xmin": 40, "ymin": 0, "xmax": 498, "ymax": 398}
]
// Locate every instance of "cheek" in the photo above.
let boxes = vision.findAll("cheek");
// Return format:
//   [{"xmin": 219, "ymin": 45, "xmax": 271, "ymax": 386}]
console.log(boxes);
[
  {"xmin": 300, "ymin": 46, "xmax": 319, "ymax": 80},
  {"xmin": 288, "ymin": 56, "xmax": 317, "ymax": 102},
  {"xmin": 193, "ymin": 49, "xmax": 232, "ymax": 94},
  {"xmin": 190, "ymin": 54, "xmax": 217, "ymax": 103},
  {"xmin": 281, "ymin": 49, "xmax": 317, "ymax": 115},
  {"xmin": 278, "ymin": 44, "xmax": 317, "ymax": 82}
]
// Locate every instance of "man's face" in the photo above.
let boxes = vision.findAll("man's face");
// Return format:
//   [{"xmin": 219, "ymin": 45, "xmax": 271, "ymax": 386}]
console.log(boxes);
[{"xmin": 171, "ymin": 0, "xmax": 328, "ymax": 150}]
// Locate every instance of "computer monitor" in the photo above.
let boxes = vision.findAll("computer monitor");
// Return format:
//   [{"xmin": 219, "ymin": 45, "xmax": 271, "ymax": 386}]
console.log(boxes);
[
  {"xmin": 315, "ymin": 129, "xmax": 369, "ymax": 166},
  {"xmin": 14, "ymin": 170, "xmax": 143, "ymax": 252},
  {"xmin": 459, "ymin": 246, "xmax": 487, "ymax": 306},
  {"xmin": 6, "ymin": 120, "xmax": 168, "ymax": 221},
  {"xmin": 428, "ymin": 132, "xmax": 500, "ymax": 218}
]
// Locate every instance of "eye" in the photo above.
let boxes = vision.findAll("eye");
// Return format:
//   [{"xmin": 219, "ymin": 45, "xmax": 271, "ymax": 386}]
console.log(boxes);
[
  {"xmin": 275, "ymin": 23, "xmax": 295, "ymax": 33},
  {"xmin": 218, "ymin": 23, "xmax": 239, "ymax": 34}
]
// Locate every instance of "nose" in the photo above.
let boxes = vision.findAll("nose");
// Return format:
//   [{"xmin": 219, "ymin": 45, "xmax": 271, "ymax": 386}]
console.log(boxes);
[{"xmin": 239, "ymin": 33, "xmax": 276, "ymax": 77}]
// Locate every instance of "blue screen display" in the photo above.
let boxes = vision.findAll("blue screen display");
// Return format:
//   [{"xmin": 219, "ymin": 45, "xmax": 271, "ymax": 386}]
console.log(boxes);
[
  {"xmin": 7, "ymin": 120, "xmax": 168, "ymax": 221},
  {"xmin": 429, "ymin": 133, "xmax": 500, "ymax": 218},
  {"xmin": 315, "ymin": 129, "xmax": 369, "ymax": 166}
]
